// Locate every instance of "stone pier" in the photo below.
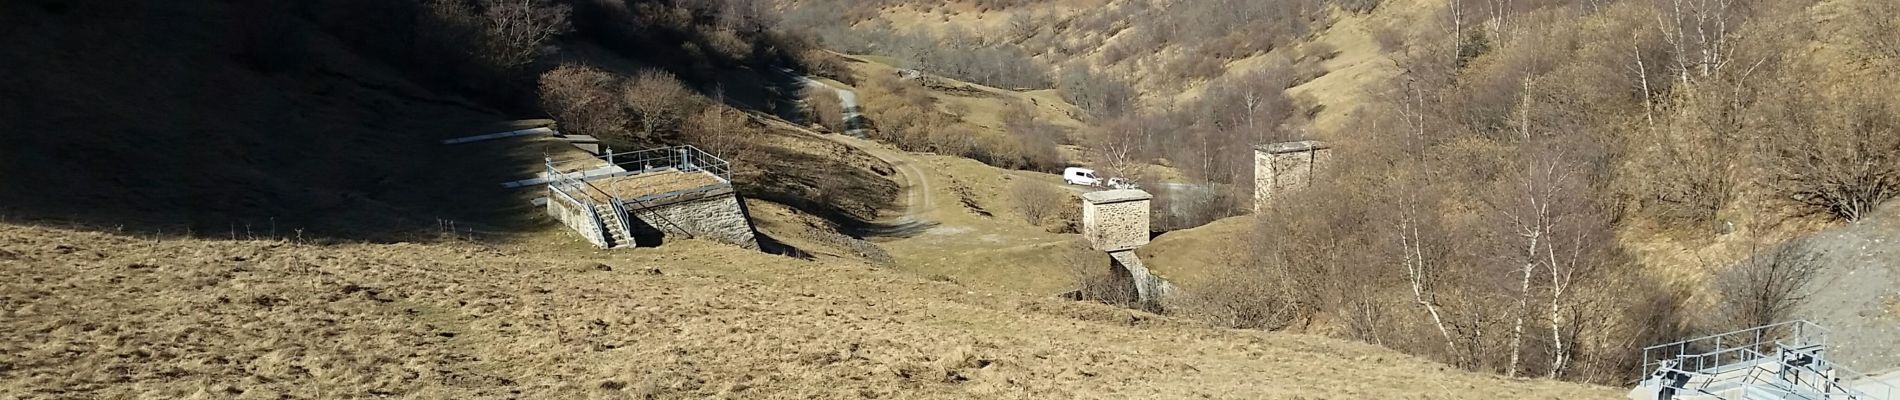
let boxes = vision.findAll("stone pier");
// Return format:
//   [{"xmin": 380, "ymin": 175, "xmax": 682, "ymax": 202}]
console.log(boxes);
[
  {"xmin": 1253, "ymin": 140, "xmax": 1331, "ymax": 212},
  {"xmin": 1081, "ymin": 189, "xmax": 1172, "ymax": 305}
]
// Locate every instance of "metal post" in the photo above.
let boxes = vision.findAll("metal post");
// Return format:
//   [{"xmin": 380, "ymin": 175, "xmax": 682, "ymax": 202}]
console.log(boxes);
[
  {"xmin": 679, "ymin": 147, "xmax": 694, "ymax": 171},
  {"xmin": 606, "ymin": 147, "xmax": 615, "ymax": 166}
]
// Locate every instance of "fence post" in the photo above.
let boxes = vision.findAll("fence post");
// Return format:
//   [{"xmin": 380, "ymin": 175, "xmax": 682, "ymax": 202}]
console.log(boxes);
[
  {"xmin": 606, "ymin": 147, "xmax": 615, "ymax": 166},
  {"xmin": 679, "ymin": 147, "xmax": 694, "ymax": 172}
]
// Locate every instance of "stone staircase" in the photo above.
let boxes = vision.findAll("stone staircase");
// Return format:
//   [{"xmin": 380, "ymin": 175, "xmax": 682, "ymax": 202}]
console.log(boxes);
[{"xmin": 591, "ymin": 203, "xmax": 634, "ymax": 248}]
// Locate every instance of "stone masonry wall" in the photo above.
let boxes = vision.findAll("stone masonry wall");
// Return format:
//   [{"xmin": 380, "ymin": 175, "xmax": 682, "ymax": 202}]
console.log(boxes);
[
  {"xmin": 1081, "ymin": 190, "xmax": 1152, "ymax": 252},
  {"xmin": 1253, "ymin": 141, "xmax": 1331, "ymax": 212},
  {"xmin": 546, "ymin": 188, "xmax": 609, "ymax": 248},
  {"xmin": 627, "ymin": 192, "xmax": 758, "ymax": 250}
]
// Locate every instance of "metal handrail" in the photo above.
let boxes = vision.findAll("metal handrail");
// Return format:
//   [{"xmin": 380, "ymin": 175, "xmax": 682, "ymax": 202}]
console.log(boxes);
[
  {"xmin": 1642, "ymin": 320, "xmax": 1829, "ymax": 378},
  {"xmin": 544, "ymin": 145, "xmax": 730, "ymax": 247},
  {"xmin": 1647, "ymin": 344, "xmax": 1893, "ymax": 399},
  {"xmin": 547, "ymin": 181, "xmax": 610, "ymax": 246},
  {"xmin": 600, "ymin": 145, "xmax": 732, "ymax": 182}
]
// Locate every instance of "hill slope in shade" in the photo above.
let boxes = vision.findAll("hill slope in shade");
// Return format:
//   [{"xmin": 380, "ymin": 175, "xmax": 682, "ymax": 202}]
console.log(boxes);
[{"xmin": 0, "ymin": 223, "xmax": 1619, "ymax": 399}]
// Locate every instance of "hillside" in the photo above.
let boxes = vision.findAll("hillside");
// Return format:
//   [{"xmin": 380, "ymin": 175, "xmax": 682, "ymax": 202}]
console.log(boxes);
[
  {"xmin": 0, "ymin": 222, "xmax": 1621, "ymax": 399},
  {"xmin": 790, "ymin": 0, "xmax": 1900, "ymax": 384}
]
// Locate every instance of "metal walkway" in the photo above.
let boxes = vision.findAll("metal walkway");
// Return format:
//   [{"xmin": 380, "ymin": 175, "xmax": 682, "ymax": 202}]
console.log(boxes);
[{"xmin": 1630, "ymin": 321, "xmax": 1898, "ymax": 400}]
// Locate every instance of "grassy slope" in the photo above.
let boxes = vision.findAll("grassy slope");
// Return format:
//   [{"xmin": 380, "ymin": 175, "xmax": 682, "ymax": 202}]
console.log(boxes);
[{"xmin": 0, "ymin": 222, "xmax": 1621, "ymax": 399}]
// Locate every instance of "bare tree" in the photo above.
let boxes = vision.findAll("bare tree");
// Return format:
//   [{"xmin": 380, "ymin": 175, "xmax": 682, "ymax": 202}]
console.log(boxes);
[
  {"xmin": 1651, "ymin": 0, "xmax": 1751, "ymax": 86},
  {"xmin": 538, "ymin": 64, "xmax": 629, "ymax": 140},
  {"xmin": 1717, "ymin": 237, "xmax": 1822, "ymax": 331},
  {"xmin": 1765, "ymin": 86, "xmax": 1900, "ymax": 222},
  {"xmin": 476, "ymin": 0, "xmax": 572, "ymax": 70},
  {"xmin": 684, "ymin": 102, "xmax": 760, "ymax": 168},
  {"xmin": 1090, "ymin": 116, "xmax": 1151, "ymax": 183},
  {"xmin": 623, "ymin": 69, "xmax": 700, "ymax": 139},
  {"xmin": 1010, "ymin": 179, "xmax": 1065, "ymax": 226}
]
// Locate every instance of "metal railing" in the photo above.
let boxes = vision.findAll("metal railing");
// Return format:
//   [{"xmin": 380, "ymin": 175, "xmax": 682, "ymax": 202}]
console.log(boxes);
[
  {"xmin": 544, "ymin": 151, "xmax": 707, "ymax": 247},
  {"xmin": 1636, "ymin": 320, "xmax": 1897, "ymax": 399},
  {"xmin": 546, "ymin": 177, "xmax": 609, "ymax": 247},
  {"xmin": 1642, "ymin": 320, "xmax": 1829, "ymax": 378},
  {"xmin": 602, "ymin": 145, "xmax": 731, "ymax": 182}
]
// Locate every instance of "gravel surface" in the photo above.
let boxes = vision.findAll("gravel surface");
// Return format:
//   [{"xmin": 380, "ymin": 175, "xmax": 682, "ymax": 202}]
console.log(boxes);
[{"xmin": 1792, "ymin": 204, "xmax": 1900, "ymax": 372}]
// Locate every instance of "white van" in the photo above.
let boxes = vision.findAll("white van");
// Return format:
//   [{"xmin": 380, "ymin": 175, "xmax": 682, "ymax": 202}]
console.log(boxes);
[{"xmin": 1063, "ymin": 167, "xmax": 1101, "ymax": 186}]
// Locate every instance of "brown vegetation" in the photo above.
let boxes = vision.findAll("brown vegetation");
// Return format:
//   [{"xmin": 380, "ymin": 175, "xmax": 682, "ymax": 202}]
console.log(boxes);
[
  {"xmin": 1154, "ymin": 0, "xmax": 1900, "ymax": 385},
  {"xmin": 856, "ymin": 74, "xmax": 1066, "ymax": 172},
  {"xmin": 538, "ymin": 64, "xmax": 630, "ymax": 140},
  {"xmin": 1716, "ymin": 238, "xmax": 1823, "ymax": 332},
  {"xmin": 0, "ymin": 222, "xmax": 1621, "ymax": 399},
  {"xmin": 624, "ymin": 69, "xmax": 702, "ymax": 139},
  {"xmin": 1008, "ymin": 179, "xmax": 1064, "ymax": 226},
  {"xmin": 803, "ymin": 87, "xmax": 846, "ymax": 132}
]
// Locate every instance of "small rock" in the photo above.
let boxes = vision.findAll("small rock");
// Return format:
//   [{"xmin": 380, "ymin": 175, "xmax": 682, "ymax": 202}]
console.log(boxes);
[{"xmin": 642, "ymin": 267, "xmax": 663, "ymax": 275}]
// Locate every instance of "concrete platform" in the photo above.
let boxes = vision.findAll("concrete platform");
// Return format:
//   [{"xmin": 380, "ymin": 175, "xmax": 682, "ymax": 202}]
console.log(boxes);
[{"xmin": 580, "ymin": 169, "xmax": 726, "ymax": 204}]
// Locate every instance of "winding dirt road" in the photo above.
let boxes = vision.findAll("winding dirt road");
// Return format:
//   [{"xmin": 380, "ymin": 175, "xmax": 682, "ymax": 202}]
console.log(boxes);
[{"xmin": 790, "ymin": 73, "xmax": 935, "ymax": 235}]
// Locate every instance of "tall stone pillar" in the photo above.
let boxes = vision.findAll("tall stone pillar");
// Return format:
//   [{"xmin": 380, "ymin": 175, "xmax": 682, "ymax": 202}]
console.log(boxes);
[
  {"xmin": 1081, "ymin": 189, "xmax": 1167, "ymax": 304},
  {"xmin": 1253, "ymin": 140, "xmax": 1332, "ymax": 212}
]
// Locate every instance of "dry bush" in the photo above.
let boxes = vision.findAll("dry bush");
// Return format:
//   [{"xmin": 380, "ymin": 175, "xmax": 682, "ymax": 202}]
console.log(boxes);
[
  {"xmin": 1715, "ymin": 238, "xmax": 1822, "ymax": 331},
  {"xmin": 683, "ymin": 106, "xmax": 761, "ymax": 168},
  {"xmin": 1764, "ymin": 88, "xmax": 1900, "ymax": 221},
  {"xmin": 1057, "ymin": 65, "xmax": 1135, "ymax": 118},
  {"xmin": 1851, "ymin": 0, "xmax": 1900, "ymax": 61},
  {"xmin": 798, "ymin": 49, "xmax": 853, "ymax": 84},
  {"xmin": 803, "ymin": 89, "xmax": 846, "ymax": 132},
  {"xmin": 623, "ymin": 69, "xmax": 703, "ymax": 140},
  {"xmin": 538, "ymin": 64, "xmax": 630, "ymax": 140},
  {"xmin": 1069, "ymin": 261, "xmax": 1139, "ymax": 307},
  {"xmin": 1173, "ymin": 248, "xmax": 1302, "ymax": 330},
  {"xmin": 703, "ymin": 28, "xmax": 755, "ymax": 62},
  {"xmin": 1009, "ymin": 180, "xmax": 1065, "ymax": 226},
  {"xmin": 473, "ymin": 0, "xmax": 571, "ymax": 71}
]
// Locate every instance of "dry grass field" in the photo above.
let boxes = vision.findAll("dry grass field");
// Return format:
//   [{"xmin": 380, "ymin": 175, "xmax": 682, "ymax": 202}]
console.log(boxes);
[{"xmin": 0, "ymin": 222, "xmax": 1622, "ymax": 399}]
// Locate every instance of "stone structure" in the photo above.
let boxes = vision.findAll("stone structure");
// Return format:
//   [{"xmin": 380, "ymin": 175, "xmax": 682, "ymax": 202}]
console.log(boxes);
[
  {"xmin": 1080, "ymin": 189, "xmax": 1172, "ymax": 305},
  {"xmin": 543, "ymin": 145, "xmax": 758, "ymax": 250},
  {"xmin": 623, "ymin": 185, "xmax": 756, "ymax": 249},
  {"xmin": 1082, "ymin": 189, "xmax": 1152, "ymax": 252},
  {"xmin": 1253, "ymin": 140, "xmax": 1332, "ymax": 212},
  {"xmin": 546, "ymin": 186, "xmax": 612, "ymax": 248}
]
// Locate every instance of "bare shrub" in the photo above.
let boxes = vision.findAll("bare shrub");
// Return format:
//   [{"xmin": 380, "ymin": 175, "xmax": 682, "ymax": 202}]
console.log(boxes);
[
  {"xmin": 473, "ymin": 0, "xmax": 572, "ymax": 71},
  {"xmin": 798, "ymin": 49, "xmax": 853, "ymax": 84},
  {"xmin": 538, "ymin": 64, "xmax": 629, "ymax": 140},
  {"xmin": 703, "ymin": 28, "xmax": 755, "ymax": 62},
  {"xmin": 1765, "ymin": 89, "xmax": 1900, "ymax": 221},
  {"xmin": 1010, "ymin": 180, "xmax": 1066, "ymax": 226},
  {"xmin": 1175, "ymin": 254, "xmax": 1300, "ymax": 330},
  {"xmin": 1058, "ymin": 65, "xmax": 1135, "ymax": 118},
  {"xmin": 1716, "ymin": 238, "xmax": 1823, "ymax": 331},
  {"xmin": 684, "ymin": 105, "xmax": 760, "ymax": 169},
  {"xmin": 1069, "ymin": 260, "xmax": 1138, "ymax": 307},
  {"xmin": 623, "ymin": 69, "xmax": 703, "ymax": 140},
  {"xmin": 803, "ymin": 88, "xmax": 846, "ymax": 133}
]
